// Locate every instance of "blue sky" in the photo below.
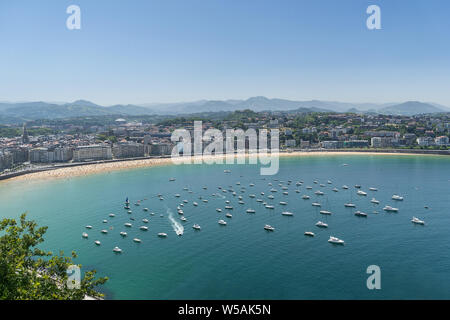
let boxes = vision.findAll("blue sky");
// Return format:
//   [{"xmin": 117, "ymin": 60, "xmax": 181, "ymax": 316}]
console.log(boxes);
[{"xmin": 0, "ymin": 0, "xmax": 449, "ymax": 106}]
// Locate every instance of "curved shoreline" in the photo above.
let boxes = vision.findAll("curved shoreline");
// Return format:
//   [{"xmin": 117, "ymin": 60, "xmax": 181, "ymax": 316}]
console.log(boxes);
[{"xmin": 1, "ymin": 149, "xmax": 449, "ymax": 183}]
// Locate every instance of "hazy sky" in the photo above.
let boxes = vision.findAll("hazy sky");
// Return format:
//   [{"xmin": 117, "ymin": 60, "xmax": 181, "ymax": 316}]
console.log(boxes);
[{"xmin": 0, "ymin": 0, "xmax": 449, "ymax": 106}]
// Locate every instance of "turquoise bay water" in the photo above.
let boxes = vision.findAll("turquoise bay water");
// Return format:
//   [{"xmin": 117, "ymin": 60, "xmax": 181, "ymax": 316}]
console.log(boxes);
[{"xmin": 0, "ymin": 155, "xmax": 449, "ymax": 299}]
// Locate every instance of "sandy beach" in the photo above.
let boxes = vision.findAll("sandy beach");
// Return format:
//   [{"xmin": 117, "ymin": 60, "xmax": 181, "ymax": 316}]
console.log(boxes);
[{"xmin": 3, "ymin": 150, "xmax": 446, "ymax": 183}]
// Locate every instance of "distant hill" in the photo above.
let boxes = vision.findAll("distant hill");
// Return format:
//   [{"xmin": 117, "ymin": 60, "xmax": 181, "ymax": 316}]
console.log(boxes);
[
  {"xmin": 0, "ymin": 97, "xmax": 448, "ymax": 123},
  {"xmin": 378, "ymin": 101, "xmax": 447, "ymax": 116}
]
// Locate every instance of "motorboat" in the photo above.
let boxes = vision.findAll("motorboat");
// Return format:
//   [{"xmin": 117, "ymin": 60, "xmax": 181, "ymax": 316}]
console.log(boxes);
[
  {"xmin": 139, "ymin": 226, "xmax": 149, "ymax": 231},
  {"xmin": 180, "ymin": 216, "xmax": 187, "ymax": 222},
  {"xmin": 101, "ymin": 229, "xmax": 108, "ymax": 234},
  {"xmin": 354, "ymin": 211, "xmax": 368, "ymax": 217},
  {"xmin": 94, "ymin": 240, "xmax": 101, "ymax": 245},
  {"xmin": 357, "ymin": 190, "xmax": 367, "ymax": 196},
  {"xmin": 279, "ymin": 201, "xmax": 287, "ymax": 205},
  {"xmin": 169, "ymin": 177, "xmax": 176, "ymax": 181},
  {"xmin": 355, "ymin": 185, "xmax": 361, "ymax": 189},
  {"xmin": 370, "ymin": 198, "xmax": 380, "ymax": 204},
  {"xmin": 175, "ymin": 194, "xmax": 180, "ymax": 198},
  {"xmin": 268, "ymin": 195, "xmax": 275, "ymax": 199},
  {"xmin": 315, "ymin": 190, "xmax": 324, "ymax": 196},
  {"xmin": 120, "ymin": 232, "xmax": 127, "ymax": 237},
  {"xmin": 315, "ymin": 221, "xmax": 328, "ymax": 228},
  {"xmin": 344, "ymin": 203, "xmax": 356, "ymax": 208},
  {"xmin": 226, "ymin": 213, "xmax": 232, "ymax": 218},
  {"xmin": 113, "ymin": 247, "xmax": 122, "ymax": 253},
  {"xmin": 369, "ymin": 187, "xmax": 378, "ymax": 191},
  {"xmin": 304, "ymin": 231, "xmax": 315, "ymax": 237},
  {"xmin": 283, "ymin": 192, "xmax": 289, "ymax": 195},
  {"xmin": 193, "ymin": 202, "xmax": 198, "ymax": 206},
  {"xmin": 218, "ymin": 219, "xmax": 227, "ymax": 225},
  {"xmin": 133, "ymin": 238, "xmax": 142, "ymax": 243},
  {"xmin": 177, "ymin": 209, "xmax": 184, "ymax": 215},
  {"xmin": 411, "ymin": 217, "xmax": 425, "ymax": 225},
  {"xmin": 249, "ymin": 194, "xmax": 256, "ymax": 198},
  {"xmin": 102, "ymin": 220, "xmax": 108, "ymax": 223},
  {"xmin": 225, "ymin": 206, "xmax": 233, "ymax": 210},
  {"xmin": 319, "ymin": 210, "xmax": 332, "ymax": 215},
  {"xmin": 265, "ymin": 205, "xmax": 275, "ymax": 209},
  {"xmin": 342, "ymin": 185, "xmax": 349, "ymax": 190},
  {"xmin": 264, "ymin": 225, "xmax": 275, "ymax": 231},
  {"xmin": 281, "ymin": 211, "xmax": 294, "ymax": 216},
  {"xmin": 312, "ymin": 202, "xmax": 321, "ymax": 207},
  {"xmin": 246, "ymin": 209, "xmax": 256, "ymax": 213},
  {"xmin": 85, "ymin": 225, "xmax": 92, "ymax": 229},
  {"xmin": 302, "ymin": 195, "xmax": 310, "ymax": 200},
  {"xmin": 109, "ymin": 213, "xmax": 115, "ymax": 217},
  {"xmin": 82, "ymin": 232, "xmax": 88, "ymax": 238},
  {"xmin": 216, "ymin": 208, "xmax": 222, "ymax": 212},
  {"xmin": 143, "ymin": 208, "xmax": 149, "ymax": 211},
  {"xmin": 306, "ymin": 186, "xmax": 312, "ymax": 190},
  {"xmin": 192, "ymin": 224, "xmax": 201, "ymax": 230},
  {"xmin": 157, "ymin": 233, "xmax": 168, "ymax": 237},
  {"xmin": 328, "ymin": 236, "xmax": 345, "ymax": 245},
  {"xmin": 142, "ymin": 219, "xmax": 149, "ymax": 223},
  {"xmin": 392, "ymin": 195, "xmax": 404, "ymax": 201},
  {"xmin": 383, "ymin": 205, "xmax": 399, "ymax": 212},
  {"xmin": 332, "ymin": 188, "xmax": 339, "ymax": 192}
]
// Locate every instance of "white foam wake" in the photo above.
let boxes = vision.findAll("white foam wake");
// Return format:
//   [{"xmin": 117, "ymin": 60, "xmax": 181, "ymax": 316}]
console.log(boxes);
[{"xmin": 167, "ymin": 208, "xmax": 184, "ymax": 236}]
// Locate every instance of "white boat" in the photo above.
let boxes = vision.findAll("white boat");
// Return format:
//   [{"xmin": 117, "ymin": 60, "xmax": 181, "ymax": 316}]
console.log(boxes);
[
  {"xmin": 85, "ymin": 225, "xmax": 92, "ymax": 229},
  {"xmin": 169, "ymin": 177, "xmax": 176, "ymax": 181},
  {"xmin": 225, "ymin": 200, "xmax": 230, "ymax": 204},
  {"xmin": 101, "ymin": 229, "xmax": 108, "ymax": 234},
  {"xmin": 216, "ymin": 208, "xmax": 222, "ymax": 212},
  {"xmin": 249, "ymin": 183, "xmax": 255, "ymax": 187},
  {"xmin": 193, "ymin": 202, "xmax": 198, "ymax": 206},
  {"xmin": 226, "ymin": 213, "xmax": 232, "ymax": 218},
  {"xmin": 143, "ymin": 208, "xmax": 149, "ymax": 211},
  {"xmin": 327, "ymin": 180, "xmax": 332, "ymax": 184},
  {"xmin": 256, "ymin": 199, "xmax": 263, "ymax": 202},
  {"xmin": 392, "ymin": 195, "xmax": 404, "ymax": 201},
  {"xmin": 282, "ymin": 192, "xmax": 288, "ymax": 195},
  {"xmin": 180, "ymin": 216, "xmax": 187, "ymax": 222},
  {"xmin": 127, "ymin": 210, "xmax": 132, "ymax": 214},
  {"xmin": 113, "ymin": 246, "xmax": 122, "ymax": 253},
  {"xmin": 139, "ymin": 226, "xmax": 148, "ymax": 231},
  {"xmin": 264, "ymin": 224, "xmax": 275, "ymax": 231},
  {"xmin": 357, "ymin": 190, "xmax": 367, "ymax": 196},
  {"xmin": 270, "ymin": 188, "xmax": 278, "ymax": 193},
  {"xmin": 102, "ymin": 220, "xmax": 108, "ymax": 223},
  {"xmin": 369, "ymin": 187, "xmax": 378, "ymax": 191},
  {"xmin": 319, "ymin": 184, "xmax": 325, "ymax": 187},
  {"xmin": 203, "ymin": 199, "xmax": 208, "ymax": 203},
  {"xmin": 304, "ymin": 231, "xmax": 315, "ymax": 237},
  {"xmin": 175, "ymin": 194, "xmax": 180, "ymax": 198},
  {"xmin": 238, "ymin": 201, "xmax": 245, "ymax": 204},
  {"xmin": 82, "ymin": 232, "xmax": 89, "ymax": 238},
  {"xmin": 302, "ymin": 195, "xmax": 310, "ymax": 199},
  {"xmin": 265, "ymin": 205, "xmax": 275, "ymax": 209},
  {"xmin": 354, "ymin": 211, "xmax": 368, "ymax": 217},
  {"xmin": 261, "ymin": 192, "xmax": 265, "ymax": 195},
  {"xmin": 328, "ymin": 236, "xmax": 345, "ymax": 245},
  {"xmin": 177, "ymin": 209, "xmax": 184, "ymax": 215},
  {"xmin": 383, "ymin": 205, "xmax": 399, "ymax": 212},
  {"xmin": 282, "ymin": 186, "xmax": 288, "ymax": 190},
  {"xmin": 411, "ymin": 217, "xmax": 425, "ymax": 225},
  {"xmin": 120, "ymin": 232, "xmax": 127, "ymax": 237},
  {"xmin": 94, "ymin": 240, "xmax": 101, "ymax": 245},
  {"xmin": 344, "ymin": 203, "xmax": 356, "ymax": 208},
  {"xmin": 157, "ymin": 233, "xmax": 168, "ymax": 237},
  {"xmin": 192, "ymin": 224, "xmax": 201, "ymax": 230},
  {"xmin": 342, "ymin": 185, "xmax": 349, "ymax": 190},
  {"xmin": 355, "ymin": 184, "xmax": 361, "ymax": 189},
  {"xmin": 183, "ymin": 199, "xmax": 188, "ymax": 203},
  {"xmin": 314, "ymin": 190, "xmax": 324, "ymax": 195},
  {"xmin": 218, "ymin": 219, "xmax": 227, "ymax": 225},
  {"xmin": 109, "ymin": 213, "xmax": 115, "ymax": 217},
  {"xmin": 315, "ymin": 221, "xmax": 328, "ymax": 228},
  {"xmin": 295, "ymin": 190, "xmax": 300, "ymax": 193},
  {"xmin": 332, "ymin": 188, "xmax": 339, "ymax": 192},
  {"xmin": 142, "ymin": 219, "xmax": 149, "ymax": 223},
  {"xmin": 133, "ymin": 238, "xmax": 142, "ymax": 243},
  {"xmin": 246, "ymin": 208, "xmax": 256, "ymax": 213},
  {"xmin": 306, "ymin": 186, "xmax": 313, "ymax": 190},
  {"xmin": 320, "ymin": 210, "xmax": 332, "ymax": 215},
  {"xmin": 224, "ymin": 169, "xmax": 231, "ymax": 173},
  {"xmin": 281, "ymin": 211, "xmax": 294, "ymax": 216},
  {"xmin": 249, "ymin": 194, "xmax": 256, "ymax": 198},
  {"xmin": 225, "ymin": 206, "xmax": 233, "ymax": 210},
  {"xmin": 279, "ymin": 201, "xmax": 287, "ymax": 205},
  {"xmin": 370, "ymin": 198, "xmax": 380, "ymax": 204},
  {"xmin": 236, "ymin": 182, "xmax": 241, "ymax": 185},
  {"xmin": 312, "ymin": 202, "xmax": 321, "ymax": 207},
  {"xmin": 268, "ymin": 195, "xmax": 275, "ymax": 199}
]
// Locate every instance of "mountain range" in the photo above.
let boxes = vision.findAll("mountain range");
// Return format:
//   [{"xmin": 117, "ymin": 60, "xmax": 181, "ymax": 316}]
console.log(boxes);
[{"xmin": 0, "ymin": 97, "xmax": 448, "ymax": 123}]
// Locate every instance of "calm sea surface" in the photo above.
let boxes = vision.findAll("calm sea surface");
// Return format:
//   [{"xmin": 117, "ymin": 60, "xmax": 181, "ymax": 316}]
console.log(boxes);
[{"xmin": 1, "ymin": 155, "xmax": 449, "ymax": 299}]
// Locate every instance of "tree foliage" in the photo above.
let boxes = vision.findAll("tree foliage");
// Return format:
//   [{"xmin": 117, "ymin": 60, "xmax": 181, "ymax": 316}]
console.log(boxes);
[{"xmin": 0, "ymin": 214, "xmax": 108, "ymax": 300}]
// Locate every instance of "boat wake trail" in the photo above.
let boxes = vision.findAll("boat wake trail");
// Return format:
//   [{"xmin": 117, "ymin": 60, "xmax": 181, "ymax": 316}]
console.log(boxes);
[{"xmin": 167, "ymin": 208, "xmax": 184, "ymax": 236}]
